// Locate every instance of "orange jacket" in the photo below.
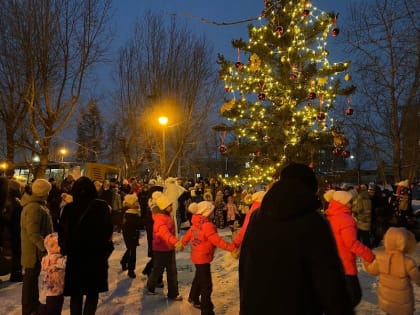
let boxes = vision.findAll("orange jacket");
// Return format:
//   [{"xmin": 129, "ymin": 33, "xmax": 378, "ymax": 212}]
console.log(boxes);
[
  {"xmin": 325, "ymin": 200, "xmax": 375, "ymax": 275},
  {"xmin": 182, "ymin": 214, "xmax": 234, "ymax": 264},
  {"xmin": 152, "ymin": 211, "xmax": 178, "ymax": 251}
]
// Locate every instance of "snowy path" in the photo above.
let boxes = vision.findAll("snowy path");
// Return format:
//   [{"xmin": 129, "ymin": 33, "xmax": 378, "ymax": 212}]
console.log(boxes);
[{"xmin": 2, "ymin": 228, "xmax": 420, "ymax": 314}]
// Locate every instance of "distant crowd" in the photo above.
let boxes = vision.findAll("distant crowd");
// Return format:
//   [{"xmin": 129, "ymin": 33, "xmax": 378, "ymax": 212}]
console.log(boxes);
[{"xmin": 0, "ymin": 167, "xmax": 419, "ymax": 315}]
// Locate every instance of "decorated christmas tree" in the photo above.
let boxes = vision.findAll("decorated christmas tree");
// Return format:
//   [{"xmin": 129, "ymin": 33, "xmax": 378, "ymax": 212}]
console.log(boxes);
[{"xmin": 215, "ymin": 0, "xmax": 355, "ymax": 186}]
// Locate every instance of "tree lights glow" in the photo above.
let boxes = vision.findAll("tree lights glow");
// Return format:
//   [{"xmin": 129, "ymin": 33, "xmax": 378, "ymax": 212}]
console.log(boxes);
[{"xmin": 216, "ymin": 0, "xmax": 355, "ymax": 187}]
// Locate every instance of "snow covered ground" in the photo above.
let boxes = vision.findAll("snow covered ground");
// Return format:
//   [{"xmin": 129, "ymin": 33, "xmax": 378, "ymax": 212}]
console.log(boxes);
[{"xmin": 1, "ymin": 227, "xmax": 420, "ymax": 315}]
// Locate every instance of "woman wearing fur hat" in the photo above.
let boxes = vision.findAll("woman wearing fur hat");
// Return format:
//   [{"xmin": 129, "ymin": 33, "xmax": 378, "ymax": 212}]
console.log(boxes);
[
  {"xmin": 58, "ymin": 177, "xmax": 113, "ymax": 315},
  {"xmin": 120, "ymin": 193, "xmax": 142, "ymax": 278},
  {"xmin": 240, "ymin": 163, "xmax": 354, "ymax": 315},
  {"xmin": 20, "ymin": 178, "xmax": 54, "ymax": 315},
  {"xmin": 325, "ymin": 189, "xmax": 375, "ymax": 307},
  {"xmin": 146, "ymin": 194, "xmax": 183, "ymax": 301},
  {"xmin": 181, "ymin": 201, "xmax": 237, "ymax": 315},
  {"xmin": 364, "ymin": 227, "xmax": 420, "ymax": 315}
]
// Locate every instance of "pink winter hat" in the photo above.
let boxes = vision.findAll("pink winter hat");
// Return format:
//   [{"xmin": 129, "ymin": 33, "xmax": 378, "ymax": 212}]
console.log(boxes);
[{"xmin": 332, "ymin": 191, "xmax": 353, "ymax": 205}]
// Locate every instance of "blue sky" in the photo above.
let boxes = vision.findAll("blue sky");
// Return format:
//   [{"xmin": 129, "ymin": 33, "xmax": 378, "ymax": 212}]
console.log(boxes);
[
  {"xmin": 94, "ymin": 0, "xmax": 353, "ymax": 113},
  {"xmin": 109, "ymin": 0, "xmax": 350, "ymax": 60}
]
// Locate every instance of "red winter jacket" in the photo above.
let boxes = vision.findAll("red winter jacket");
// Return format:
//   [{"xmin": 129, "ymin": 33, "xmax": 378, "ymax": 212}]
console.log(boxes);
[
  {"xmin": 152, "ymin": 211, "xmax": 178, "ymax": 252},
  {"xmin": 325, "ymin": 200, "xmax": 375, "ymax": 275},
  {"xmin": 182, "ymin": 214, "xmax": 235, "ymax": 264},
  {"xmin": 233, "ymin": 201, "xmax": 261, "ymax": 248}
]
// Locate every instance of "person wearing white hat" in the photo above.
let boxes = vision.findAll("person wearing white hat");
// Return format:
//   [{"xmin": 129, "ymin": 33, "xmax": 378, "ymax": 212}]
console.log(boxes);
[
  {"xmin": 20, "ymin": 179, "xmax": 53, "ymax": 315},
  {"xmin": 325, "ymin": 190, "xmax": 375, "ymax": 308},
  {"xmin": 181, "ymin": 201, "xmax": 237, "ymax": 313},
  {"xmin": 146, "ymin": 195, "xmax": 183, "ymax": 301}
]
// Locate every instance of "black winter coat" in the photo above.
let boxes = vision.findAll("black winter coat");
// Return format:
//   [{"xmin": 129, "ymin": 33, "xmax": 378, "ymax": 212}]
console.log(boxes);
[
  {"xmin": 122, "ymin": 208, "xmax": 141, "ymax": 248},
  {"xmin": 59, "ymin": 198, "xmax": 113, "ymax": 295},
  {"xmin": 239, "ymin": 178, "xmax": 354, "ymax": 315}
]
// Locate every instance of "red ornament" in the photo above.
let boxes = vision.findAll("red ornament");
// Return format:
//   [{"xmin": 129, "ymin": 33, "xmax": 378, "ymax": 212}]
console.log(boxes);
[
  {"xmin": 308, "ymin": 92, "xmax": 317, "ymax": 100},
  {"xmin": 258, "ymin": 93, "xmax": 266, "ymax": 101},
  {"xmin": 345, "ymin": 108, "xmax": 354, "ymax": 115},
  {"xmin": 333, "ymin": 148, "xmax": 342, "ymax": 156},
  {"xmin": 331, "ymin": 28, "xmax": 340, "ymax": 37},
  {"xmin": 342, "ymin": 150, "xmax": 351, "ymax": 158},
  {"xmin": 256, "ymin": 151, "xmax": 262, "ymax": 157},
  {"xmin": 306, "ymin": 102, "xmax": 312, "ymax": 108},
  {"xmin": 308, "ymin": 162, "xmax": 315, "ymax": 169},
  {"xmin": 317, "ymin": 112, "xmax": 325, "ymax": 120},
  {"xmin": 275, "ymin": 26, "xmax": 284, "ymax": 36},
  {"xmin": 235, "ymin": 61, "xmax": 244, "ymax": 70},
  {"xmin": 219, "ymin": 144, "xmax": 227, "ymax": 154},
  {"xmin": 303, "ymin": 9, "xmax": 310, "ymax": 17}
]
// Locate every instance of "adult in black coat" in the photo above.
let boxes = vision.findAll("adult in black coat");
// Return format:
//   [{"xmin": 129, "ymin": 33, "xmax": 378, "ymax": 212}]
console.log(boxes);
[
  {"xmin": 239, "ymin": 163, "xmax": 354, "ymax": 315},
  {"xmin": 59, "ymin": 176, "xmax": 113, "ymax": 315}
]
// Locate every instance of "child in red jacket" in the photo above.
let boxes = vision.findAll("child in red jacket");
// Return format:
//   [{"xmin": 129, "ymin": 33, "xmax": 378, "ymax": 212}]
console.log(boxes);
[
  {"xmin": 181, "ymin": 201, "xmax": 238, "ymax": 315},
  {"xmin": 146, "ymin": 195, "xmax": 183, "ymax": 301},
  {"xmin": 324, "ymin": 190, "xmax": 375, "ymax": 307}
]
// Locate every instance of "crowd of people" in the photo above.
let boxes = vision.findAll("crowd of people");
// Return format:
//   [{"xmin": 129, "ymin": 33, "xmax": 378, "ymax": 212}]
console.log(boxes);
[{"xmin": 0, "ymin": 165, "xmax": 419, "ymax": 315}]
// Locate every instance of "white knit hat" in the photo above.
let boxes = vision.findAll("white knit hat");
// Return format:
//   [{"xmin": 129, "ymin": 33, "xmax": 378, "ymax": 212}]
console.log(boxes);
[
  {"xmin": 196, "ymin": 201, "xmax": 215, "ymax": 217},
  {"xmin": 188, "ymin": 202, "xmax": 199, "ymax": 214},
  {"xmin": 123, "ymin": 193, "xmax": 138, "ymax": 208},
  {"xmin": 31, "ymin": 179, "xmax": 52, "ymax": 197},
  {"xmin": 151, "ymin": 191, "xmax": 163, "ymax": 202},
  {"xmin": 333, "ymin": 191, "xmax": 353, "ymax": 206},
  {"xmin": 397, "ymin": 180, "xmax": 409, "ymax": 188},
  {"xmin": 323, "ymin": 189, "xmax": 335, "ymax": 202},
  {"xmin": 156, "ymin": 195, "xmax": 172, "ymax": 211}
]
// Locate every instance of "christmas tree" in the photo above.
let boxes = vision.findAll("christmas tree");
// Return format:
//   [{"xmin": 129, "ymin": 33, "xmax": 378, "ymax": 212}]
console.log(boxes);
[{"xmin": 215, "ymin": 0, "xmax": 355, "ymax": 186}]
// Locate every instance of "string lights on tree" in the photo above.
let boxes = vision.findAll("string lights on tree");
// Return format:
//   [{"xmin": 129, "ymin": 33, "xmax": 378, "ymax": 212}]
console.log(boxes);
[{"xmin": 216, "ymin": 0, "xmax": 355, "ymax": 187}]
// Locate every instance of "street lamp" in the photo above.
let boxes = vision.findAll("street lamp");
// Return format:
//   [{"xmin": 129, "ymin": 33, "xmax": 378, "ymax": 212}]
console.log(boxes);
[
  {"xmin": 0, "ymin": 162, "xmax": 7, "ymax": 176},
  {"xmin": 158, "ymin": 116, "xmax": 168, "ymax": 178},
  {"xmin": 59, "ymin": 148, "xmax": 67, "ymax": 162}
]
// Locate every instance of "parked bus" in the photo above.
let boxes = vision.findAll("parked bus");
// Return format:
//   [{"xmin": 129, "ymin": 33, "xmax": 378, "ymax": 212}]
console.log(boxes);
[{"xmin": 12, "ymin": 162, "xmax": 120, "ymax": 184}]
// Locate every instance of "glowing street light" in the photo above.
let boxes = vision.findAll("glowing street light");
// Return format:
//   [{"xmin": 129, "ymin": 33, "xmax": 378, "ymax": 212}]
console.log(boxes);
[
  {"xmin": 158, "ymin": 116, "xmax": 168, "ymax": 178},
  {"xmin": 59, "ymin": 148, "xmax": 67, "ymax": 162},
  {"xmin": 0, "ymin": 162, "xmax": 8, "ymax": 176}
]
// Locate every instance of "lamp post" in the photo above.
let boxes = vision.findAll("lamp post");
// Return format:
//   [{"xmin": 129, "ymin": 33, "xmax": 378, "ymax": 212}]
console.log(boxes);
[
  {"xmin": 59, "ymin": 148, "xmax": 67, "ymax": 162},
  {"xmin": 158, "ymin": 116, "xmax": 168, "ymax": 178}
]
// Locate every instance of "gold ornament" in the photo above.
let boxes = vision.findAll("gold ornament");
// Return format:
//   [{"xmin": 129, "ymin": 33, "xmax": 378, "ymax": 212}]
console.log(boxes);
[
  {"xmin": 344, "ymin": 73, "xmax": 351, "ymax": 81},
  {"xmin": 317, "ymin": 77, "xmax": 328, "ymax": 86},
  {"xmin": 249, "ymin": 53, "xmax": 261, "ymax": 72}
]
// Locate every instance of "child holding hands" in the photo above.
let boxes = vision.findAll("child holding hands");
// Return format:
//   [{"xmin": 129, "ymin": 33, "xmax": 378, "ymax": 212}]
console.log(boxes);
[
  {"xmin": 364, "ymin": 227, "xmax": 420, "ymax": 315},
  {"xmin": 146, "ymin": 195, "xmax": 183, "ymax": 301},
  {"xmin": 182, "ymin": 201, "xmax": 238, "ymax": 315}
]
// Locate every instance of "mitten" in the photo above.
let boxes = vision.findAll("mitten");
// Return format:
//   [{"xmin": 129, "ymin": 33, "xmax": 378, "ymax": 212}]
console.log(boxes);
[{"xmin": 175, "ymin": 241, "xmax": 184, "ymax": 251}]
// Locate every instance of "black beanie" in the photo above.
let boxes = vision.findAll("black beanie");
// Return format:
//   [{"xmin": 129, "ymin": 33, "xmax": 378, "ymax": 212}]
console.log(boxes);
[{"xmin": 280, "ymin": 162, "xmax": 318, "ymax": 193}]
